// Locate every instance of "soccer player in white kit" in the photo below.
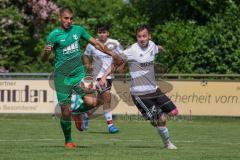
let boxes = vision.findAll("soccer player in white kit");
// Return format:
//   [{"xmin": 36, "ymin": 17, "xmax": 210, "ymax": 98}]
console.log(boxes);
[
  {"xmin": 83, "ymin": 24, "xmax": 122, "ymax": 133},
  {"xmin": 105, "ymin": 24, "xmax": 179, "ymax": 149}
]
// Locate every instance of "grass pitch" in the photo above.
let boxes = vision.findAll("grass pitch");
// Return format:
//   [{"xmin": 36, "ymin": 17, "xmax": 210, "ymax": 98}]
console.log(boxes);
[{"xmin": 0, "ymin": 115, "xmax": 240, "ymax": 160}]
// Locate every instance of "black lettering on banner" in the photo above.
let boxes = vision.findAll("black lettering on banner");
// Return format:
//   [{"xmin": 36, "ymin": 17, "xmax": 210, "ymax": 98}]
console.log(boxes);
[{"xmin": 0, "ymin": 85, "xmax": 48, "ymax": 103}]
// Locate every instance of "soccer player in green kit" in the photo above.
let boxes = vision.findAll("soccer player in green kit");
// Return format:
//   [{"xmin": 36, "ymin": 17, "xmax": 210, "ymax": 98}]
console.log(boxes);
[{"xmin": 43, "ymin": 7, "xmax": 122, "ymax": 149}]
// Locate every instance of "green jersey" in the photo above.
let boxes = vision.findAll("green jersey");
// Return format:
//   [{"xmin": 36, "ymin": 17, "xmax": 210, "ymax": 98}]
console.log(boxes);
[{"xmin": 47, "ymin": 25, "xmax": 91, "ymax": 68}]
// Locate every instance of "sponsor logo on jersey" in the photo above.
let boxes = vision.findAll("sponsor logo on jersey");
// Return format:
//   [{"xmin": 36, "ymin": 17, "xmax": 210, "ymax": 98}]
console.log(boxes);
[
  {"xmin": 140, "ymin": 61, "xmax": 154, "ymax": 67},
  {"xmin": 63, "ymin": 41, "xmax": 79, "ymax": 54},
  {"xmin": 73, "ymin": 34, "xmax": 78, "ymax": 40}
]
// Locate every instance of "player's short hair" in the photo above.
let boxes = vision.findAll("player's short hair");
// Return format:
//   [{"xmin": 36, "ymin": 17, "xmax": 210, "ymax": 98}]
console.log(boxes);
[
  {"xmin": 59, "ymin": 7, "xmax": 73, "ymax": 16},
  {"xmin": 136, "ymin": 24, "xmax": 151, "ymax": 35},
  {"xmin": 96, "ymin": 24, "xmax": 109, "ymax": 32}
]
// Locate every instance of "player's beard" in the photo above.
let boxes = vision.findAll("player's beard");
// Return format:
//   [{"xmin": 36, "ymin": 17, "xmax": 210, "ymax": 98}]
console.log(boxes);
[
  {"xmin": 62, "ymin": 23, "xmax": 71, "ymax": 30},
  {"xmin": 138, "ymin": 41, "xmax": 149, "ymax": 49}
]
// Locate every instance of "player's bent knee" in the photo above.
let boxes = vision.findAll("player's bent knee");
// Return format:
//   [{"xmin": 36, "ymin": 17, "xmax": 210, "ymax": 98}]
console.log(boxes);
[
  {"xmin": 61, "ymin": 107, "xmax": 71, "ymax": 119},
  {"xmin": 84, "ymin": 94, "xmax": 98, "ymax": 107},
  {"xmin": 150, "ymin": 114, "xmax": 167, "ymax": 127},
  {"xmin": 157, "ymin": 114, "xmax": 167, "ymax": 126},
  {"xmin": 169, "ymin": 108, "xmax": 179, "ymax": 116},
  {"xmin": 62, "ymin": 113, "xmax": 71, "ymax": 119}
]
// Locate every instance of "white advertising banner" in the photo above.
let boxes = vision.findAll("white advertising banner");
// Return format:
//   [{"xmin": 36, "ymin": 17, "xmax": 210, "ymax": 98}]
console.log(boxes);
[
  {"xmin": 0, "ymin": 80, "xmax": 54, "ymax": 113},
  {"xmin": 111, "ymin": 80, "xmax": 240, "ymax": 116},
  {"xmin": 167, "ymin": 81, "xmax": 240, "ymax": 116},
  {"xmin": 0, "ymin": 79, "xmax": 239, "ymax": 116}
]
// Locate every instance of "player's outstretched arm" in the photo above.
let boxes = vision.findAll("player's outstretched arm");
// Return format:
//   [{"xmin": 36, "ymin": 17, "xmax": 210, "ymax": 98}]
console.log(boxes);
[
  {"xmin": 158, "ymin": 45, "xmax": 166, "ymax": 53},
  {"xmin": 101, "ymin": 61, "xmax": 126, "ymax": 82},
  {"xmin": 114, "ymin": 61, "xmax": 126, "ymax": 73},
  {"xmin": 88, "ymin": 37, "xmax": 124, "ymax": 66},
  {"xmin": 88, "ymin": 37, "xmax": 105, "ymax": 52}
]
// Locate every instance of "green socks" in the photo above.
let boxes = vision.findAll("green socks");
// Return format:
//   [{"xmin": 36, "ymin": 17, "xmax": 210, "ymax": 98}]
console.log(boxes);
[{"xmin": 60, "ymin": 117, "xmax": 73, "ymax": 143}]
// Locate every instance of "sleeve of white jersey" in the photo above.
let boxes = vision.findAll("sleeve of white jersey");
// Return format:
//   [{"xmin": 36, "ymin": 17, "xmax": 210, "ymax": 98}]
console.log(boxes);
[
  {"xmin": 84, "ymin": 44, "xmax": 93, "ymax": 56},
  {"xmin": 112, "ymin": 40, "xmax": 123, "ymax": 55},
  {"xmin": 153, "ymin": 42, "xmax": 159, "ymax": 55},
  {"xmin": 121, "ymin": 45, "xmax": 133, "ymax": 61}
]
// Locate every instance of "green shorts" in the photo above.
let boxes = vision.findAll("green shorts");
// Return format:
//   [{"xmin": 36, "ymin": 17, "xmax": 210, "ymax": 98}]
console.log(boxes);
[
  {"xmin": 71, "ymin": 94, "xmax": 95, "ymax": 113},
  {"xmin": 54, "ymin": 66, "xmax": 86, "ymax": 105}
]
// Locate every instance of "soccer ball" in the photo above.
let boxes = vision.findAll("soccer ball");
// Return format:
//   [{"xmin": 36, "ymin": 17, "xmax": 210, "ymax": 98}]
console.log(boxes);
[{"xmin": 80, "ymin": 76, "xmax": 97, "ymax": 92}]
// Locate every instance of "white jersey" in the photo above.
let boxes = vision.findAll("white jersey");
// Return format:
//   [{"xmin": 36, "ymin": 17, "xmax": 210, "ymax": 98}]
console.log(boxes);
[
  {"xmin": 84, "ymin": 38, "xmax": 122, "ymax": 79},
  {"xmin": 122, "ymin": 41, "xmax": 159, "ymax": 95}
]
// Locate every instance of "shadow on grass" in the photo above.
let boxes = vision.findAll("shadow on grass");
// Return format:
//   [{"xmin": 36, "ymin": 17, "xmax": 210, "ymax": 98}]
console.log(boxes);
[{"xmin": 36, "ymin": 145, "xmax": 93, "ymax": 149}]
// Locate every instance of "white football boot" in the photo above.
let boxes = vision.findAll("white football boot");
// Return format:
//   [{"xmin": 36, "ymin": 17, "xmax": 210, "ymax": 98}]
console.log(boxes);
[{"xmin": 165, "ymin": 142, "xmax": 178, "ymax": 150}]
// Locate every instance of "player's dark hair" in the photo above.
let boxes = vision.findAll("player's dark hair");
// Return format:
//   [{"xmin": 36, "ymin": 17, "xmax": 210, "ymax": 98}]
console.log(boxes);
[
  {"xmin": 96, "ymin": 24, "xmax": 109, "ymax": 32},
  {"xmin": 136, "ymin": 24, "xmax": 151, "ymax": 35},
  {"xmin": 59, "ymin": 7, "xmax": 73, "ymax": 15}
]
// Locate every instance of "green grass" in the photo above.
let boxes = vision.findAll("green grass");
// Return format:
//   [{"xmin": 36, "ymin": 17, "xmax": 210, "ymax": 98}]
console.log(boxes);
[{"xmin": 0, "ymin": 115, "xmax": 240, "ymax": 160}]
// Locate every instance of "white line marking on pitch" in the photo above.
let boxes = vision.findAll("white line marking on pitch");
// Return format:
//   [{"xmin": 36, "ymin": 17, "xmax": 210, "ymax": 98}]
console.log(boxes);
[
  {"xmin": 111, "ymin": 138, "xmax": 143, "ymax": 142},
  {"xmin": 175, "ymin": 140, "xmax": 240, "ymax": 145},
  {"xmin": 0, "ymin": 139, "xmax": 62, "ymax": 142},
  {"xmin": 1, "ymin": 139, "xmax": 239, "ymax": 146}
]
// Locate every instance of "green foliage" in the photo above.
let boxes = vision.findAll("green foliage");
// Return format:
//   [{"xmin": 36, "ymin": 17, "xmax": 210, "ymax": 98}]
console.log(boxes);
[
  {"xmin": 1, "ymin": 0, "xmax": 239, "ymax": 73},
  {"xmin": 0, "ymin": 0, "xmax": 59, "ymax": 72},
  {"xmin": 0, "ymin": 1, "xmax": 31, "ymax": 72},
  {"xmin": 56, "ymin": 0, "xmax": 148, "ymax": 47},
  {"xmin": 129, "ymin": 0, "xmax": 237, "ymax": 25},
  {"xmin": 198, "ymin": 2, "xmax": 240, "ymax": 73},
  {"xmin": 154, "ymin": 21, "xmax": 205, "ymax": 73},
  {"xmin": 154, "ymin": 2, "xmax": 240, "ymax": 74}
]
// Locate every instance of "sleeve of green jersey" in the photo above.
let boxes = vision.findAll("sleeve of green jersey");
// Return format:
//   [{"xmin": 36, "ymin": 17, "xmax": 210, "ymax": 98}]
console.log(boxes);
[
  {"xmin": 46, "ymin": 31, "xmax": 56, "ymax": 47},
  {"xmin": 80, "ymin": 26, "xmax": 91, "ymax": 41}
]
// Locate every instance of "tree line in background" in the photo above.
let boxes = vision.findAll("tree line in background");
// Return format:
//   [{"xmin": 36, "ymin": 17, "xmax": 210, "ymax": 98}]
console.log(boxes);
[{"xmin": 0, "ymin": 0, "xmax": 239, "ymax": 74}]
